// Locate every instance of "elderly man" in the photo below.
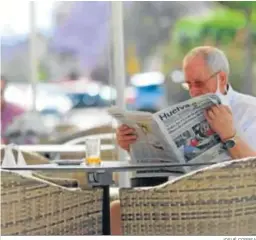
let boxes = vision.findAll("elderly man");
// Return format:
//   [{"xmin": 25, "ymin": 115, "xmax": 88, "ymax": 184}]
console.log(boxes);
[{"xmin": 110, "ymin": 46, "xmax": 256, "ymax": 235}]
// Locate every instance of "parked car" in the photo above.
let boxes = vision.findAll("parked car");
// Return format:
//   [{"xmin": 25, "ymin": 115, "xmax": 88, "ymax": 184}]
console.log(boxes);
[
  {"xmin": 4, "ymin": 82, "xmax": 73, "ymax": 118},
  {"xmin": 129, "ymin": 71, "xmax": 167, "ymax": 112},
  {"xmin": 58, "ymin": 79, "xmax": 112, "ymax": 108}
]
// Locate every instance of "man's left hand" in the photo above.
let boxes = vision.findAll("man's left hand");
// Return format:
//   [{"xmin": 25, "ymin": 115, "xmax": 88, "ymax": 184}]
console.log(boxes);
[{"xmin": 204, "ymin": 104, "xmax": 236, "ymax": 142}]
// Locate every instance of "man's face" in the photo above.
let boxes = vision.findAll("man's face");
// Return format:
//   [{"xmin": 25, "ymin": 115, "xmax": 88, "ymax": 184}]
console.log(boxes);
[
  {"xmin": 200, "ymin": 122, "xmax": 209, "ymax": 135},
  {"xmin": 183, "ymin": 56, "xmax": 218, "ymax": 97}
]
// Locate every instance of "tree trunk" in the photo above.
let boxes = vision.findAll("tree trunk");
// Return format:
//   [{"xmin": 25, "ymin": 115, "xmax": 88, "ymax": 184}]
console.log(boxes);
[{"xmin": 243, "ymin": 8, "xmax": 253, "ymax": 95}]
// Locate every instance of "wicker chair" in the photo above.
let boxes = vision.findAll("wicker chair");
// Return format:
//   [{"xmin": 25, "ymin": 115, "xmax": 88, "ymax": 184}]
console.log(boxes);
[
  {"xmin": 1, "ymin": 169, "xmax": 103, "ymax": 235},
  {"xmin": 119, "ymin": 157, "xmax": 256, "ymax": 235},
  {"xmin": 1, "ymin": 145, "xmax": 119, "ymax": 198}
]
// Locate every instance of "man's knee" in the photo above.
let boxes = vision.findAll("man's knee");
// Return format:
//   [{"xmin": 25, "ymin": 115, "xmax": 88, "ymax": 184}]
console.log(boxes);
[
  {"xmin": 110, "ymin": 200, "xmax": 121, "ymax": 215},
  {"xmin": 110, "ymin": 200, "xmax": 122, "ymax": 235}
]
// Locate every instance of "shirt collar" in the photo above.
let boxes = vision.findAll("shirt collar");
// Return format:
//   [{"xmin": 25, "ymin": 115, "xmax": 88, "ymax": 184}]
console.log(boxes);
[{"xmin": 226, "ymin": 84, "xmax": 237, "ymax": 106}]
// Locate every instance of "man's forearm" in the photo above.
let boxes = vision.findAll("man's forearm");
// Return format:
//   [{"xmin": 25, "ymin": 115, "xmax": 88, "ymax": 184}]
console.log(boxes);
[{"xmin": 228, "ymin": 136, "xmax": 256, "ymax": 159}]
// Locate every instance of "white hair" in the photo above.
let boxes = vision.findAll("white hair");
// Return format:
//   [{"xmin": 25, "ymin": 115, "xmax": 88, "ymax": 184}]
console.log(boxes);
[{"xmin": 183, "ymin": 46, "xmax": 230, "ymax": 76}]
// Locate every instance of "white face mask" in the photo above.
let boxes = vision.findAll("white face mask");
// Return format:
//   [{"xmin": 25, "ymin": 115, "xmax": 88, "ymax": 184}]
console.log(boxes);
[{"xmin": 215, "ymin": 76, "xmax": 230, "ymax": 106}]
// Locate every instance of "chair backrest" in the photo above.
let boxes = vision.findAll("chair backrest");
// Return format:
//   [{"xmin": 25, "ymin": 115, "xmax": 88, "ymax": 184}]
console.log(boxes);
[
  {"xmin": 1, "ymin": 169, "xmax": 103, "ymax": 235},
  {"xmin": 119, "ymin": 157, "xmax": 256, "ymax": 235},
  {"xmin": 64, "ymin": 133, "xmax": 116, "ymax": 146},
  {"xmin": 52, "ymin": 124, "xmax": 116, "ymax": 144},
  {"xmin": 52, "ymin": 125, "xmax": 118, "ymax": 162}
]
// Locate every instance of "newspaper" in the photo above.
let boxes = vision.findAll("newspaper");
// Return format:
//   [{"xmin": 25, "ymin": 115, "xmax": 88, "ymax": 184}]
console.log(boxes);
[{"xmin": 108, "ymin": 94, "xmax": 231, "ymax": 177}]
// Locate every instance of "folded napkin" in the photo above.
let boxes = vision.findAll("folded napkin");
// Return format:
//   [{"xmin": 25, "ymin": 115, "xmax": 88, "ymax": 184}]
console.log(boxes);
[
  {"xmin": 1, "ymin": 145, "xmax": 32, "ymax": 177},
  {"xmin": 2, "ymin": 144, "xmax": 16, "ymax": 167}
]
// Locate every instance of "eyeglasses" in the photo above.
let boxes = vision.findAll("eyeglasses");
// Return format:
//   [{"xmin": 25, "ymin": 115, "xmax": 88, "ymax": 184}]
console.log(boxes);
[{"xmin": 183, "ymin": 71, "xmax": 221, "ymax": 90}]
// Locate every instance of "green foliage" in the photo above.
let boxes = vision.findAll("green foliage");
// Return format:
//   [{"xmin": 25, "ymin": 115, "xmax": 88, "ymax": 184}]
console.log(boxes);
[
  {"xmin": 218, "ymin": 1, "xmax": 256, "ymax": 10},
  {"xmin": 172, "ymin": 7, "xmax": 256, "ymax": 46},
  {"xmin": 162, "ymin": 5, "xmax": 256, "ymax": 93}
]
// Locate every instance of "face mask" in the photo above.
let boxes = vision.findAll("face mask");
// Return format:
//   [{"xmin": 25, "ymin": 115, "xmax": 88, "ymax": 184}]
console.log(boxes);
[{"xmin": 215, "ymin": 76, "xmax": 230, "ymax": 106}]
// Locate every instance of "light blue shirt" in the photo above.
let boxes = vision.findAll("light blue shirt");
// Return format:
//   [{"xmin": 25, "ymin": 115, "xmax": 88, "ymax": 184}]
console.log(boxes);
[{"xmin": 227, "ymin": 85, "xmax": 256, "ymax": 151}]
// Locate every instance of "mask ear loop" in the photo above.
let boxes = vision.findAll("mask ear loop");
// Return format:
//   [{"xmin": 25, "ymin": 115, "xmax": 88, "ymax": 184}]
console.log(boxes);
[{"xmin": 216, "ymin": 74, "xmax": 228, "ymax": 95}]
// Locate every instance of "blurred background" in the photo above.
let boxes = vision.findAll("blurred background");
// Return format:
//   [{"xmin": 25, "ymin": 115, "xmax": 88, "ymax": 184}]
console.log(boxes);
[{"xmin": 1, "ymin": 1, "xmax": 256, "ymax": 147}]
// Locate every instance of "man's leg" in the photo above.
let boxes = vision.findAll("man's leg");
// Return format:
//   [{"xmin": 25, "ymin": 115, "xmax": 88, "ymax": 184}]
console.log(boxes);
[
  {"xmin": 130, "ymin": 176, "xmax": 168, "ymax": 187},
  {"xmin": 110, "ymin": 200, "xmax": 122, "ymax": 235}
]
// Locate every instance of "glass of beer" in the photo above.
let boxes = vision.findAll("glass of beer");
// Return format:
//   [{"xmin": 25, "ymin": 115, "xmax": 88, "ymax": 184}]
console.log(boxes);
[{"xmin": 85, "ymin": 138, "xmax": 101, "ymax": 166}]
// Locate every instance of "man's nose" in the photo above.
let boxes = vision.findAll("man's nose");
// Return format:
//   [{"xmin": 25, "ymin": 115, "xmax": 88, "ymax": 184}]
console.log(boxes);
[{"xmin": 190, "ymin": 88, "xmax": 202, "ymax": 97}]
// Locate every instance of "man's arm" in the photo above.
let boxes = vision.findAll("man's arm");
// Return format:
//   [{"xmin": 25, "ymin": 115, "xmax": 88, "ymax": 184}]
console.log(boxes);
[
  {"xmin": 205, "ymin": 105, "xmax": 256, "ymax": 159},
  {"xmin": 225, "ymin": 135, "xmax": 256, "ymax": 159}
]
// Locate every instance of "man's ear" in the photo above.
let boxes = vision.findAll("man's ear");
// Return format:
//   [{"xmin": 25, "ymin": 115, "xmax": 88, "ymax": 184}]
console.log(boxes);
[{"xmin": 219, "ymin": 71, "xmax": 228, "ymax": 93}]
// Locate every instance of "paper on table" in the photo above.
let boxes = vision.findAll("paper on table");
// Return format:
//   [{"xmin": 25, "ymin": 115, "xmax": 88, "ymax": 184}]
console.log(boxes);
[{"xmin": 2, "ymin": 145, "xmax": 17, "ymax": 167}]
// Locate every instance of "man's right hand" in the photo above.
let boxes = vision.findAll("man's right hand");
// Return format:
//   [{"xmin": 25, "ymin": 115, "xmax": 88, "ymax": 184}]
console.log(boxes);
[{"xmin": 116, "ymin": 124, "xmax": 138, "ymax": 151}]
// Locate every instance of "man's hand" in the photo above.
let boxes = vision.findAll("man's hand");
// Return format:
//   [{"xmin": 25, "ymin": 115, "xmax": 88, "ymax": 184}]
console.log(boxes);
[
  {"xmin": 204, "ymin": 104, "xmax": 236, "ymax": 142},
  {"xmin": 116, "ymin": 124, "xmax": 138, "ymax": 151}
]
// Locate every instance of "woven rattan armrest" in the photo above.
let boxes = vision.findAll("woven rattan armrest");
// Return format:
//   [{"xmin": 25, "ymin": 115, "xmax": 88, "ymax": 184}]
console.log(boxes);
[
  {"xmin": 1, "ymin": 169, "xmax": 103, "ymax": 235},
  {"xmin": 32, "ymin": 172, "xmax": 79, "ymax": 188}
]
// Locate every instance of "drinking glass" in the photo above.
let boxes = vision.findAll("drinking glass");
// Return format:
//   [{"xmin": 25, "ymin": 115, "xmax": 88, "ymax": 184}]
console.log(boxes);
[{"xmin": 85, "ymin": 138, "xmax": 101, "ymax": 166}]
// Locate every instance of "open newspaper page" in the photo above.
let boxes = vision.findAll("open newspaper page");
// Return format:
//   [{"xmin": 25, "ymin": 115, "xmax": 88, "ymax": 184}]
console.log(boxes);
[
  {"xmin": 153, "ymin": 93, "xmax": 231, "ymax": 173},
  {"xmin": 108, "ymin": 107, "xmax": 182, "ymax": 177}
]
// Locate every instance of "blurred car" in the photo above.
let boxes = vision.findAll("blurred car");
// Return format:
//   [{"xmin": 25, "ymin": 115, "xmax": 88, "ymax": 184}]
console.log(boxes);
[
  {"xmin": 4, "ymin": 82, "xmax": 73, "ymax": 117},
  {"xmin": 129, "ymin": 71, "xmax": 167, "ymax": 112},
  {"xmin": 58, "ymin": 78, "xmax": 113, "ymax": 108}
]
